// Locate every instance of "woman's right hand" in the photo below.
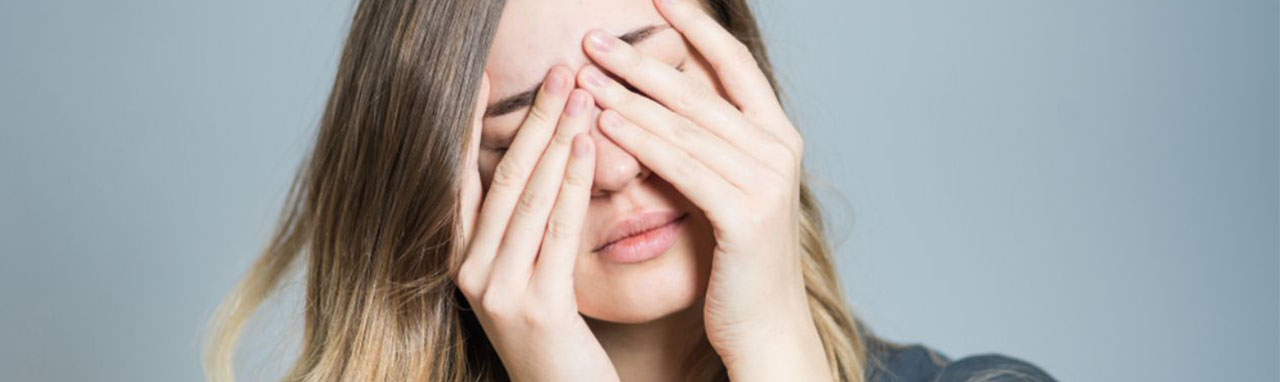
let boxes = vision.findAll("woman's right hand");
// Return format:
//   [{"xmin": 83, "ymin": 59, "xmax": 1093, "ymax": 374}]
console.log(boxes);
[{"xmin": 454, "ymin": 66, "xmax": 619, "ymax": 382}]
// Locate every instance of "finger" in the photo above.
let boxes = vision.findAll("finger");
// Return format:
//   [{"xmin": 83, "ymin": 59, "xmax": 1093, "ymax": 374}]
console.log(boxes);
[
  {"xmin": 597, "ymin": 109, "xmax": 745, "ymax": 224},
  {"xmin": 654, "ymin": 0, "xmax": 789, "ymax": 128},
  {"xmin": 459, "ymin": 72, "xmax": 489, "ymax": 249},
  {"xmin": 533, "ymin": 133, "xmax": 595, "ymax": 292},
  {"xmin": 490, "ymin": 89, "xmax": 595, "ymax": 289},
  {"xmin": 468, "ymin": 65, "xmax": 574, "ymax": 271},
  {"xmin": 578, "ymin": 65, "xmax": 773, "ymax": 184},
  {"xmin": 581, "ymin": 30, "xmax": 780, "ymax": 159}
]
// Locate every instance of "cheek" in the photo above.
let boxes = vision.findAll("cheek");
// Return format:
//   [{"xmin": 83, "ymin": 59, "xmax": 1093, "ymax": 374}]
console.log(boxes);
[
  {"xmin": 478, "ymin": 154, "xmax": 496, "ymax": 193},
  {"xmin": 477, "ymin": 152, "xmax": 499, "ymax": 188}
]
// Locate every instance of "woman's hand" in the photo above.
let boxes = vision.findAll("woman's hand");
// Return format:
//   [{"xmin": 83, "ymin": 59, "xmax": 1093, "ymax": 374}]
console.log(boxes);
[
  {"xmin": 455, "ymin": 67, "xmax": 619, "ymax": 382},
  {"xmin": 576, "ymin": 0, "xmax": 832, "ymax": 380}
]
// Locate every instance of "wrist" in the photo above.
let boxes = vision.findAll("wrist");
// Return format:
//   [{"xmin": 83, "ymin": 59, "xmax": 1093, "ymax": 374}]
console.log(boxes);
[{"xmin": 718, "ymin": 312, "xmax": 833, "ymax": 382}]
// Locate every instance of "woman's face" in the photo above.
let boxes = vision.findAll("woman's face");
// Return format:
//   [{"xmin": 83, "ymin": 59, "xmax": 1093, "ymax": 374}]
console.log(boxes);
[{"xmin": 480, "ymin": 0, "xmax": 719, "ymax": 324}]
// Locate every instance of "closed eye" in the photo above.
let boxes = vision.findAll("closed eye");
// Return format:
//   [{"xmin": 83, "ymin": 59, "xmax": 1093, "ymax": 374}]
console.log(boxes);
[
  {"xmin": 489, "ymin": 59, "xmax": 687, "ymax": 155},
  {"xmin": 482, "ymin": 140, "xmax": 511, "ymax": 154}
]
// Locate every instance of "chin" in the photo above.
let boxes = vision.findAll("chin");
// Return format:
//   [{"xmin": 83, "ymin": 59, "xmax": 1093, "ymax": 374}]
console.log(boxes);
[{"xmin": 574, "ymin": 213, "xmax": 714, "ymax": 324}]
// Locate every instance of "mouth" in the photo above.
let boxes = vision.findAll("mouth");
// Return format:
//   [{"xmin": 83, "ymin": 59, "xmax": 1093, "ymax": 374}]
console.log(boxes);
[{"xmin": 592, "ymin": 211, "xmax": 689, "ymax": 264}]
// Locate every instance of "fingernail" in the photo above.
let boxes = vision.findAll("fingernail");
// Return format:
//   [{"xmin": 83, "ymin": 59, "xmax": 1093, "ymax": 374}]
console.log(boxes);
[
  {"xmin": 565, "ymin": 90, "xmax": 587, "ymax": 116},
  {"xmin": 581, "ymin": 66, "xmax": 607, "ymax": 88},
  {"xmin": 543, "ymin": 68, "xmax": 566, "ymax": 94},
  {"xmin": 587, "ymin": 30, "xmax": 615, "ymax": 52},
  {"xmin": 571, "ymin": 134, "xmax": 592, "ymax": 157}
]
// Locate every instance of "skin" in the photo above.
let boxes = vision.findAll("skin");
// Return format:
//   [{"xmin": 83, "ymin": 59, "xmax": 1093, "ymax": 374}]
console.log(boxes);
[
  {"xmin": 481, "ymin": 0, "xmax": 715, "ymax": 327},
  {"xmin": 454, "ymin": 0, "xmax": 832, "ymax": 381}
]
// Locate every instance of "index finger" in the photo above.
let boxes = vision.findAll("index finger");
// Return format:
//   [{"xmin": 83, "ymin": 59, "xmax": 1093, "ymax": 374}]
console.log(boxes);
[
  {"xmin": 466, "ymin": 66, "xmax": 575, "ymax": 268},
  {"xmin": 532, "ymin": 134, "xmax": 595, "ymax": 292},
  {"xmin": 654, "ymin": 0, "xmax": 786, "ymax": 124}
]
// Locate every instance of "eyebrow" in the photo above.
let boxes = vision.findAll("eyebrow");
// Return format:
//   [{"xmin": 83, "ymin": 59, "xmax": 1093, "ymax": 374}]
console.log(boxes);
[{"xmin": 484, "ymin": 23, "xmax": 672, "ymax": 118}]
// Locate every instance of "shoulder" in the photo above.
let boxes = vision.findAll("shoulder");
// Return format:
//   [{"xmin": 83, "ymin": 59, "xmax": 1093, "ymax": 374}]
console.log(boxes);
[
  {"xmin": 932, "ymin": 353, "xmax": 1057, "ymax": 382},
  {"xmin": 863, "ymin": 338, "xmax": 1057, "ymax": 382}
]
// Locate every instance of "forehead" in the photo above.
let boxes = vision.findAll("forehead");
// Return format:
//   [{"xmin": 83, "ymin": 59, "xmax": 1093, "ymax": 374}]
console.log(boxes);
[{"xmin": 486, "ymin": 0, "xmax": 664, "ymax": 95}]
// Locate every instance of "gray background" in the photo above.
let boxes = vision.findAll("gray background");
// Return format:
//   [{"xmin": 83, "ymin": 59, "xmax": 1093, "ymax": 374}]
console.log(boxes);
[{"xmin": 1, "ymin": 0, "xmax": 1275, "ymax": 381}]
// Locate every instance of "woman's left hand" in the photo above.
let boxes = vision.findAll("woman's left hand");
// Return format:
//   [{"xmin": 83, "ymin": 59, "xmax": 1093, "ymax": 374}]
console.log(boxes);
[{"xmin": 576, "ymin": 0, "xmax": 832, "ymax": 380}]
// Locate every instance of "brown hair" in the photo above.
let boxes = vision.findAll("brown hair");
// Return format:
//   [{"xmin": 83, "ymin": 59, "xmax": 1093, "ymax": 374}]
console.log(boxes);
[{"xmin": 204, "ymin": 0, "xmax": 870, "ymax": 380}]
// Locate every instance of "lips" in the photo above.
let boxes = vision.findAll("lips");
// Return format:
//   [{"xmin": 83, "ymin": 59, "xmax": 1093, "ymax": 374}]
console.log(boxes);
[{"xmin": 592, "ymin": 211, "xmax": 688, "ymax": 263}]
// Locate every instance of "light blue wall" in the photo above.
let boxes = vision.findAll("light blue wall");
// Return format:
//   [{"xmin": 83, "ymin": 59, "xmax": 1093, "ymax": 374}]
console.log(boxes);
[
  {"xmin": 753, "ymin": 1, "xmax": 1278, "ymax": 381},
  {"xmin": 1, "ymin": 1, "xmax": 1275, "ymax": 381}
]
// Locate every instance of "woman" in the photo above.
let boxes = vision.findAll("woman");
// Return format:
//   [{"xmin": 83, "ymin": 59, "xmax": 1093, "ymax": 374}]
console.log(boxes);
[{"xmin": 205, "ymin": 0, "xmax": 1058, "ymax": 381}]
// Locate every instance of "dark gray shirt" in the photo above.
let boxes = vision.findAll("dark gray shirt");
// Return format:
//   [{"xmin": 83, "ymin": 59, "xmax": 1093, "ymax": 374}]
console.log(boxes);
[{"xmin": 863, "ymin": 339, "xmax": 1057, "ymax": 382}]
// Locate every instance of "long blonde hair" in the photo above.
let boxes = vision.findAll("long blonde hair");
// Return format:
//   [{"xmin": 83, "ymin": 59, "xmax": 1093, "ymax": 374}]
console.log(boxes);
[{"xmin": 204, "ymin": 0, "xmax": 870, "ymax": 380}]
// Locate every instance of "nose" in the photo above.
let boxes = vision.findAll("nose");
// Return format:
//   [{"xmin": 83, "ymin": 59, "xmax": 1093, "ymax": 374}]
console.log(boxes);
[{"xmin": 584, "ymin": 105, "xmax": 649, "ymax": 196}]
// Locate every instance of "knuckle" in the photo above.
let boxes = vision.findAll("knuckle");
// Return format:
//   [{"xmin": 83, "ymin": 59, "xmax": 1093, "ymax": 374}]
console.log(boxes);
[
  {"xmin": 545, "ymin": 218, "xmax": 577, "ymax": 241},
  {"xmin": 779, "ymin": 127, "xmax": 804, "ymax": 157},
  {"xmin": 728, "ymin": 41, "xmax": 756, "ymax": 67},
  {"xmin": 516, "ymin": 189, "xmax": 545, "ymax": 215},
  {"xmin": 713, "ymin": 40, "xmax": 755, "ymax": 73},
  {"xmin": 675, "ymin": 81, "xmax": 712, "ymax": 112},
  {"xmin": 744, "ymin": 109, "xmax": 769, "ymax": 124},
  {"xmin": 479, "ymin": 290, "xmax": 513, "ymax": 317},
  {"xmin": 618, "ymin": 89, "xmax": 644, "ymax": 110},
  {"xmin": 713, "ymin": 211, "xmax": 746, "ymax": 235},
  {"xmin": 491, "ymin": 159, "xmax": 526, "ymax": 188},
  {"xmin": 563, "ymin": 169, "xmax": 591, "ymax": 188},
  {"xmin": 670, "ymin": 118, "xmax": 701, "ymax": 141},
  {"xmin": 455, "ymin": 265, "xmax": 483, "ymax": 298},
  {"xmin": 551, "ymin": 129, "xmax": 576, "ymax": 148},
  {"xmin": 525, "ymin": 105, "xmax": 555, "ymax": 127},
  {"xmin": 764, "ymin": 179, "xmax": 787, "ymax": 199},
  {"xmin": 754, "ymin": 169, "xmax": 781, "ymax": 188},
  {"xmin": 622, "ymin": 48, "xmax": 645, "ymax": 73},
  {"xmin": 627, "ymin": 121, "xmax": 656, "ymax": 147},
  {"xmin": 672, "ymin": 156, "xmax": 701, "ymax": 180},
  {"xmin": 760, "ymin": 175, "xmax": 793, "ymax": 201},
  {"xmin": 764, "ymin": 142, "xmax": 796, "ymax": 168}
]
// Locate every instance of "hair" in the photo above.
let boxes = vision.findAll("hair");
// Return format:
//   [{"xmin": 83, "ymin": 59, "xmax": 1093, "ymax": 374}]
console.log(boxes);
[{"xmin": 204, "ymin": 0, "xmax": 874, "ymax": 381}]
